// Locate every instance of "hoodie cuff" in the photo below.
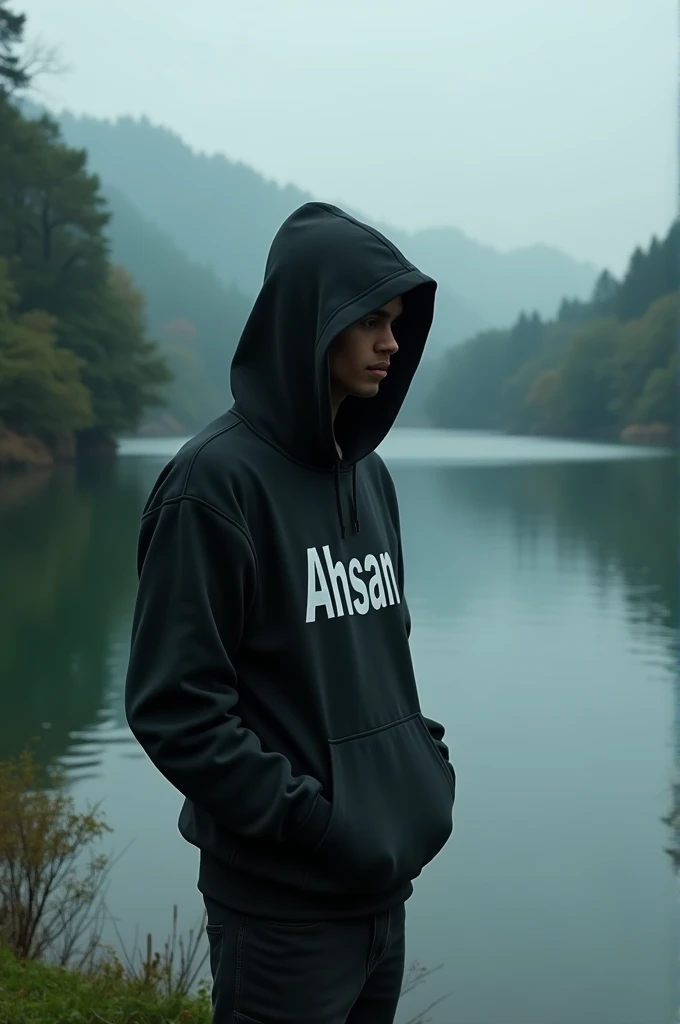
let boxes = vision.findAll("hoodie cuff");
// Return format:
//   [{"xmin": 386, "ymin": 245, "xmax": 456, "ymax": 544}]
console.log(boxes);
[{"xmin": 294, "ymin": 793, "xmax": 333, "ymax": 850}]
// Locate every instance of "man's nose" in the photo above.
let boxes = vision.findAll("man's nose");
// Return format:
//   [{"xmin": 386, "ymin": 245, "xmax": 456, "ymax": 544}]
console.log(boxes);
[{"xmin": 378, "ymin": 328, "xmax": 399, "ymax": 354}]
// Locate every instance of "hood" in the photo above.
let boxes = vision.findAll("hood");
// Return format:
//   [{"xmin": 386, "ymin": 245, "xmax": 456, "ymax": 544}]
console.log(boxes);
[{"xmin": 230, "ymin": 202, "xmax": 437, "ymax": 467}]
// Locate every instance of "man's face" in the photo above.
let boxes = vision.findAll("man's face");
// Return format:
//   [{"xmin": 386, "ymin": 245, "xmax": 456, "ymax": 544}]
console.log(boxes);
[{"xmin": 328, "ymin": 295, "xmax": 403, "ymax": 412}]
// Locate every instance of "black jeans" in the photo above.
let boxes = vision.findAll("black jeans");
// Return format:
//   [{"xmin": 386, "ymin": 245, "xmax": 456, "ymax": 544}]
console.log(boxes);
[{"xmin": 203, "ymin": 896, "xmax": 406, "ymax": 1024}]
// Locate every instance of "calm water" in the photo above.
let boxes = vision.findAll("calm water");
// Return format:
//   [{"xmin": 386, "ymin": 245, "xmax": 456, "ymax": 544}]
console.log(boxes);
[{"xmin": 0, "ymin": 429, "xmax": 676, "ymax": 1024}]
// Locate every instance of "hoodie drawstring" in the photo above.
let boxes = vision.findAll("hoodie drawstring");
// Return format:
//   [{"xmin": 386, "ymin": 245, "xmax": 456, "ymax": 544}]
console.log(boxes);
[
  {"xmin": 351, "ymin": 464, "xmax": 360, "ymax": 534},
  {"xmin": 334, "ymin": 462, "xmax": 346, "ymax": 539},
  {"xmin": 334, "ymin": 462, "xmax": 361, "ymax": 539}
]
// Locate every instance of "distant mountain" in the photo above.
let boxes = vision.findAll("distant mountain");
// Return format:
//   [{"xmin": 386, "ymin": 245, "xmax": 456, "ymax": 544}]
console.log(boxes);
[
  {"xmin": 405, "ymin": 229, "xmax": 599, "ymax": 335},
  {"xmin": 42, "ymin": 109, "xmax": 599, "ymax": 352},
  {"xmin": 102, "ymin": 185, "xmax": 252, "ymax": 430},
  {"xmin": 18, "ymin": 101, "xmax": 601, "ymax": 428}
]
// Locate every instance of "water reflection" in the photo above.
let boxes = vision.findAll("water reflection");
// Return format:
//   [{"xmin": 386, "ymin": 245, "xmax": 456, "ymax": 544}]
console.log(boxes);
[
  {"xmin": 0, "ymin": 461, "xmax": 144, "ymax": 774},
  {"xmin": 394, "ymin": 456, "xmax": 676, "ymax": 652},
  {"xmin": 0, "ymin": 443, "xmax": 675, "ymax": 775}
]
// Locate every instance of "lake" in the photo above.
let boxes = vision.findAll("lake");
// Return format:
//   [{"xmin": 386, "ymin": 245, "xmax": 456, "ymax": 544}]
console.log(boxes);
[{"xmin": 0, "ymin": 429, "xmax": 676, "ymax": 1024}]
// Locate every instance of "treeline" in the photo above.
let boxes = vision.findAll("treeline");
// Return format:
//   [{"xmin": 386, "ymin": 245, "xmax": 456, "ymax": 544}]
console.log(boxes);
[
  {"xmin": 0, "ymin": 3, "xmax": 170, "ymax": 460},
  {"xmin": 429, "ymin": 221, "xmax": 678, "ymax": 443}
]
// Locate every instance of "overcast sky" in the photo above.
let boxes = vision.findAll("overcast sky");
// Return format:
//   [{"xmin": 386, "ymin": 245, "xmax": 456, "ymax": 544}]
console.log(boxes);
[{"xmin": 24, "ymin": 0, "xmax": 676, "ymax": 274}]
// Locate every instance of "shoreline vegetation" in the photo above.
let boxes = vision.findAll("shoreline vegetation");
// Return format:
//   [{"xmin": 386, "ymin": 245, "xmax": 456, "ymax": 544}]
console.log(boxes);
[
  {"xmin": 0, "ymin": 427, "xmax": 119, "ymax": 470},
  {"xmin": 0, "ymin": 949, "xmax": 443, "ymax": 1024},
  {"xmin": 0, "ymin": 419, "xmax": 674, "ymax": 474},
  {"xmin": 1, "ymin": 747, "xmax": 676, "ymax": 1023},
  {"xmin": 0, "ymin": 748, "xmax": 446, "ymax": 1024},
  {"xmin": 428, "ymin": 235, "xmax": 677, "ymax": 443}
]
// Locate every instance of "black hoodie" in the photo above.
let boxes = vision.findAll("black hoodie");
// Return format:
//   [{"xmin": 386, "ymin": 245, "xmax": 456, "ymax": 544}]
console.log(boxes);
[{"xmin": 125, "ymin": 203, "xmax": 455, "ymax": 920}]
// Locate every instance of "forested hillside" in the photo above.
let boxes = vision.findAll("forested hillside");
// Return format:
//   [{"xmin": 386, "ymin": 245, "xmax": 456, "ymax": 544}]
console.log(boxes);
[
  {"xmin": 102, "ymin": 186, "xmax": 251, "ymax": 431},
  {"xmin": 429, "ymin": 221, "xmax": 677, "ymax": 442},
  {"xmin": 41, "ymin": 108, "xmax": 599, "ymax": 348}
]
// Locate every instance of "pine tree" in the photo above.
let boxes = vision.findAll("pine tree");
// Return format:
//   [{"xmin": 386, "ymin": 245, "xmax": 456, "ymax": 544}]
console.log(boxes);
[{"xmin": 0, "ymin": 1, "xmax": 28, "ymax": 95}]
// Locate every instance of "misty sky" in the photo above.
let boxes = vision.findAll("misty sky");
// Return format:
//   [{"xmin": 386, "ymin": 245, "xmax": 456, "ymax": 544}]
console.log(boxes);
[{"xmin": 24, "ymin": 0, "xmax": 676, "ymax": 274}]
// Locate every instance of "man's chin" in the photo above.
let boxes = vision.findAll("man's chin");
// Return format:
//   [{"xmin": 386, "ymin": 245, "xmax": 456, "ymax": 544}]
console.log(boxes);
[{"xmin": 349, "ymin": 382, "xmax": 381, "ymax": 400}]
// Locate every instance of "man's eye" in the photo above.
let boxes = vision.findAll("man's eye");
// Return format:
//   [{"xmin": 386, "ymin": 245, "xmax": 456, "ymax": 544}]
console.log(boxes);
[{"xmin": 362, "ymin": 318, "xmax": 378, "ymax": 329}]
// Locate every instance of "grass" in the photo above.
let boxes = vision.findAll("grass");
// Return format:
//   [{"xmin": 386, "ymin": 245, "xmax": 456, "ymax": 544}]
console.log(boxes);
[
  {"xmin": 0, "ymin": 949, "xmax": 445, "ymax": 1024},
  {"xmin": 0, "ymin": 749, "xmax": 445, "ymax": 1023},
  {"xmin": 0, "ymin": 946, "xmax": 212, "ymax": 1024}
]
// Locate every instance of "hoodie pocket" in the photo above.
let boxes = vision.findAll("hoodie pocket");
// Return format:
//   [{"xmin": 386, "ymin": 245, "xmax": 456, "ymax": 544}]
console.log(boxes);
[{"xmin": 303, "ymin": 713, "xmax": 454, "ymax": 895}]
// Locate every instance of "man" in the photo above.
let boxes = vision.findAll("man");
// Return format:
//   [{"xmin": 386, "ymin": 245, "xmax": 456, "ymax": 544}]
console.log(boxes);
[{"xmin": 125, "ymin": 202, "xmax": 456, "ymax": 1023}]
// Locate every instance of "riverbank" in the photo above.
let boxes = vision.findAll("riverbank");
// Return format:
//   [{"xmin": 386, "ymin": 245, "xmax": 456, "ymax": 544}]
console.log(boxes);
[
  {"xmin": 1, "ymin": 421, "xmax": 674, "ymax": 471},
  {"xmin": 0, "ymin": 429, "xmax": 57, "ymax": 469},
  {"xmin": 620, "ymin": 421, "xmax": 675, "ymax": 445},
  {"xmin": 0, "ymin": 429, "xmax": 118, "ymax": 470},
  {"xmin": 135, "ymin": 418, "xmax": 677, "ymax": 447},
  {"xmin": 0, "ymin": 947, "xmax": 211, "ymax": 1023}
]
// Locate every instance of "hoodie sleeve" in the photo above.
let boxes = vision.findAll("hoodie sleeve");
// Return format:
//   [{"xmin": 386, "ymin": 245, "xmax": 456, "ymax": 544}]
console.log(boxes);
[
  {"xmin": 125, "ymin": 495, "xmax": 332, "ymax": 848},
  {"xmin": 423, "ymin": 715, "xmax": 453, "ymax": 764}
]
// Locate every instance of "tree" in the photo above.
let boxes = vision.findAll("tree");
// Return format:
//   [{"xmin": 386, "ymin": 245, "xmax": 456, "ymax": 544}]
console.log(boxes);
[
  {"xmin": 0, "ymin": 310, "xmax": 93, "ymax": 437},
  {"xmin": 631, "ymin": 360, "xmax": 676, "ymax": 427},
  {"xmin": 557, "ymin": 318, "xmax": 621, "ymax": 437},
  {"xmin": 0, "ymin": 1, "xmax": 66, "ymax": 98},
  {"xmin": 609, "ymin": 292, "xmax": 677, "ymax": 429},
  {"xmin": 0, "ymin": 96, "xmax": 110, "ymax": 321},
  {"xmin": 504, "ymin": 311, "xmax": 545, "ymax": 377},
  {"xmin": 616, "ymin": 247, "xmax": 652, "ymax": 321},
  {"xmin": 0, "ymin": 1, "xmax": 27, "ymax": 94},
  {"xmin": 0, "ymin": 259, "xmax": 92, "ymax": 438},
  {"xmin": 61, "ymin": 266, "xmax": 171, "ymax": 437},
  {"xmin": 557, "ymin": 297, "xmax": 589, "ymax": 325},
  {"xmin": 616, "ymin": 224, "xmax": 678, "ymax": 322},
  {"xmin": 590, "ymin": 269, "xmax": 619, "ymax": 317},
  {"xmin": 0, "ymin": 749, "xmax": 111, "ymax": 967},
  {"xmin": 524, "ymin": 369, "xmax": 564, "ymax": 434},
  {"xmin": 657, "ymin": 220, "xmax": 679, "ymax": 297},
  {"xmin": 0, "ymin": 77, "xmax": 171, "ymax": 448},
  {"xmin": 428, "ymin": 328, "xmax": 509, "ymax": 430},
  {"xmin": 494, "ymin": 320, "xmax": 569, "ymax": 434}
]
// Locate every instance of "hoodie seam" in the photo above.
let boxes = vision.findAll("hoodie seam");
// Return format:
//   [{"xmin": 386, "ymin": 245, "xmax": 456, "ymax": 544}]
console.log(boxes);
[
  {"xmin": 318, "ymin": 267, "xmax": 417, "ymax": 345},
  {"xmin": 141, "ymin": 495, "xmax": 259, "ymax": 617},
  {"xmin": 233, "ymin": 411, "xmax": 355, "ymax": 474},
  {"xmin": 180, "ymin": 419, "xmax": 243, "ymax": 495},
  {"xmin": 317, "ymin": 205, "xmax": 414, "ymax": 272}
]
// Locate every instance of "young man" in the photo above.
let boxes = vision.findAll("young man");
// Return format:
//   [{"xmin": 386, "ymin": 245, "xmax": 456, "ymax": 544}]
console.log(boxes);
[{"xmin": 125, "ymin": 203, "xmax": 456, "ymax": 1024}]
